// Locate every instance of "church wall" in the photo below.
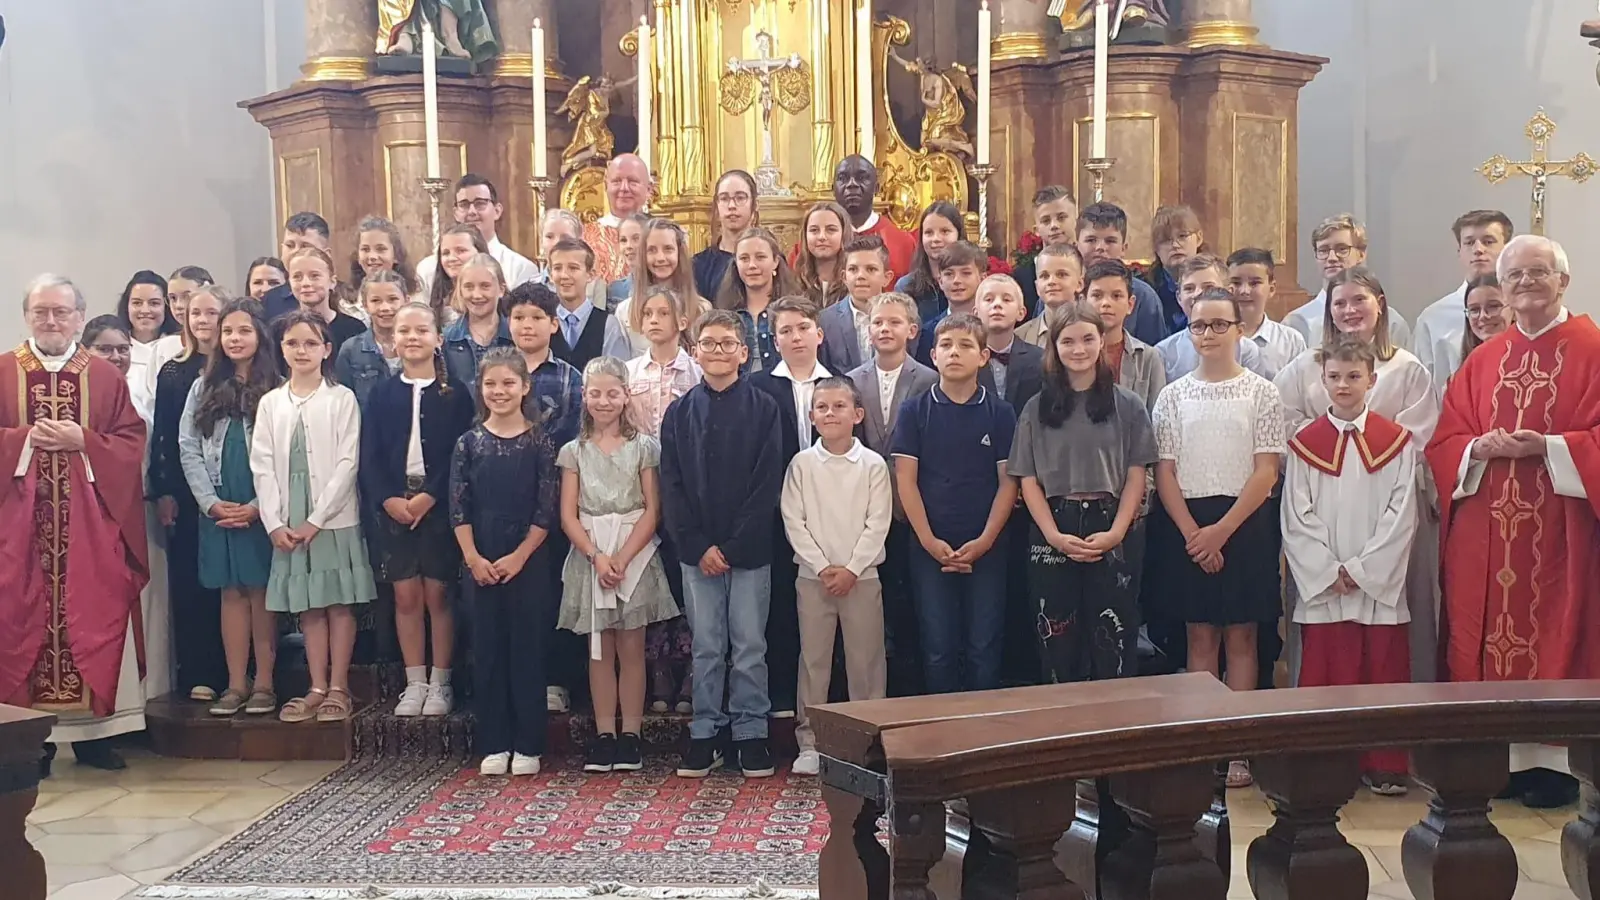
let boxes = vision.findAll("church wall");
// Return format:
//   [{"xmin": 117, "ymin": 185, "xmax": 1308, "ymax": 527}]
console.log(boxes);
[
  {"xmin": 1260, "ymin": 0, "xmax": 1600, "ymax": 317},
  {"xmin": 0, "ymin": 0, "xmax": 301, "ymax": 349}
]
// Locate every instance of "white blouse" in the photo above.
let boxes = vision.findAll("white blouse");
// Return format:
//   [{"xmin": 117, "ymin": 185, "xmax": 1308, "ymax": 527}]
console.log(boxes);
[
  {"xmin": 129, "ymin": 334, "xmax": 184, "ymax": 420},
  {"xmin": 1273, "ymin": 346, "xmax": 1439, "ymax": 445},
  {"xmin": 1154, "ymin": 370, "xmax": 1285, "ymax": 498}
]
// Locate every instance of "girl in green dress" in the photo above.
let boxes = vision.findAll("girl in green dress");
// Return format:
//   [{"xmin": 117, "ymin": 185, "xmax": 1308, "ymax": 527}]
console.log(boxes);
[{"xmin": 253, "ymin": 311, "xmax": 377, "ymax": 724}]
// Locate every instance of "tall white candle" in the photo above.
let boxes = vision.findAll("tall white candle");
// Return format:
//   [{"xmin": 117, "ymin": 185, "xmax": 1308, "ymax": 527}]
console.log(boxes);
[
  {"xmin": 976, "ymin": 1, "xmax": 991, "ymax": 166},
  {"xmin": 1091, "ymin": 0, "xmax": 1109, "ymax": 159},
  {"xmin": 532, "ymin": 20, "xmax": 548, "ymax": 179},
  {"xmin": 637, "ymin": 17, "xmax": 652, "ymax": 170},
  {"xmin": 422, "ymin": 18, "xmax": 441, "ymax": 179},
  {"xmin": 857, "ymin": 0, "xmax": 874, "ymax": 162}
]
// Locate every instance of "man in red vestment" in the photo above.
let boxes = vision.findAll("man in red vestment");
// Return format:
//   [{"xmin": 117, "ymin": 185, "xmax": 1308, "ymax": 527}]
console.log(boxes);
[
  {"xmin": 0, "ymin": 275, "xmax": 149, "ymax": 775},
  {"xmin": 833, "ymin": 155, "xmax": 917, "ymax": 283},
  {"xmin": 1426, "ymin": 234, "xmax": 1600, "ymax": 808},
  {"xmin": 581, "ymin": 154, "xmax": 651, "ymax": 286}
]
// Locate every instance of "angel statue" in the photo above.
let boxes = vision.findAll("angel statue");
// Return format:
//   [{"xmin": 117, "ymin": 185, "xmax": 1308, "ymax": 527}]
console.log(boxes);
[
  {"xmin": 1052, "ymin": 0, "xmax": 1172, "ymax": 44},
  {"xmin": 889, "ymin": 48, "xmax": 978, "ymax": 160},
  {"xmin": 375, "ymin": 0, "xmax": 498, "ymax": 62},
  {"xmin": 557, "ymin": 74, "xmax": 637, "ymax": 176}
]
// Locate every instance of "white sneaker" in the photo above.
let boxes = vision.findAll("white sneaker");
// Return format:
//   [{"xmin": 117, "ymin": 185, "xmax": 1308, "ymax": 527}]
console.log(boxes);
[
  {"xmin": 479, "ymin": 752, "xmax": 511, "ymax": 776},
  {"xmin": 546, "ymin": 686, "xmax": 570, "ymax": 713},
  {"xmin": 511, "ymin": 753, "xmax": 542, "ymax": 776},
  {"xmin": 792, "ymin": 750, "xmax": 820, "ymax": 776},
  {"xmin": 394, "ymin": 682, "xmax": 428, "ymax": 717},
  {"xmin": 421, "ymin": 683, "xmax": 453, "ymax": 716}
]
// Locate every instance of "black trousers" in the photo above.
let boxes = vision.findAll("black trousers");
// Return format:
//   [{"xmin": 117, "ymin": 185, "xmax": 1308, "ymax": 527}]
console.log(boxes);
[
  {"xmin": 468, "ymin": 544, "xmax": 550, "ymax": 757},
  {"xmin": 880, "ymin": 520, "xmax": 924, "ymax": 697},
  {"xmin": 1001, "ymin": 506, "xmax": 1044, "ymax": 686},
  {"xmin": 169, "ymin": 500, "xmax": 225, "ymax": 695},
  {"xmin": 1029, "ymin": 497, "xmax": 1142, "ymax": 683},
  {"xmin": 541, "ymin": 531, "xmax": 584, "ymax": 697},
  {"xmin": 766, "ymin": 515, "xmax": 800, "ymax": 713}
]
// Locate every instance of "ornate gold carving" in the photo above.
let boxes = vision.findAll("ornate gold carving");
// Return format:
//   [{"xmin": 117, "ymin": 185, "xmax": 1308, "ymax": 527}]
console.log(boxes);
[
  {"xmin": 494, "ymin": 52, "xmax": 566, "ymax": 79},
  {"xmin": 561, "ymin": 166, "xmax": 609, "ymax": 224},
  {"xmin": 1184, "ymin": 20, "xmax": 1260, "ymax": 48},
  {"xmin": 991, "ymin": 32, "xmax": 1050, "ymax": 62},
  {"xmin": 300, "ymin": 57, "xmax": 371, "ymax": 82},
  {"xmin": 872, "ymin": 15, "xmax": 968, "ymax": 232}
]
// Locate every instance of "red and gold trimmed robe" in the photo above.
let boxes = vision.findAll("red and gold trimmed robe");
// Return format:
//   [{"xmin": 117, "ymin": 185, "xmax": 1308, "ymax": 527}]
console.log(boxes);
[
  {"xmin": 583, "ymin": 219, "xmax": 630, "ymax": 285},
  {"xmin": 0, "ymin": 344, "xmax": 148, "ymax": 717},
  {"xmin": 1426, "ymin": 314, "xmax": 1600, "ymax": 682}
]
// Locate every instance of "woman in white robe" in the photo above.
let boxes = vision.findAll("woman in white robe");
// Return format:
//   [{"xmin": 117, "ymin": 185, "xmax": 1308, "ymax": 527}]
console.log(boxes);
[
  {"xmin": 119, "ymin": 271, "xmax": 185, "ymax": 421},
  {"xmin": 1273, "ymin": 267, "xmax": 1440, "ymax": 683}
]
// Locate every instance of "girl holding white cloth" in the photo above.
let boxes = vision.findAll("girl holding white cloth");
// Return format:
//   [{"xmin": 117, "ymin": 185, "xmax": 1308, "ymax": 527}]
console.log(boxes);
[{"xmin": 558, "ymin": 356, "xmax": 679, "ymax": 774}]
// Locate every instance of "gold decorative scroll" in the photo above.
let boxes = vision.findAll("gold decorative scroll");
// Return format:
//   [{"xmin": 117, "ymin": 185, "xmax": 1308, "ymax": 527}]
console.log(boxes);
[
  {"xmin": 871, "ymin": 15, "xmax": 968, "ymax": 232},
  {"xmin": 561, "ymin": 166, "xmax": 609, "ymax": 223}
]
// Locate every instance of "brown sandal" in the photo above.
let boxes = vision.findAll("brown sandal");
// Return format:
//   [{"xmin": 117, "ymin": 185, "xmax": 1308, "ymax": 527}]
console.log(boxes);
[
  {"xmin": 317, "ymin": 687, "xmax": 353, "ymax": 723},
  {"xmin": 278, "ymin": 688, "xmax": 326, "ymax": 723}
]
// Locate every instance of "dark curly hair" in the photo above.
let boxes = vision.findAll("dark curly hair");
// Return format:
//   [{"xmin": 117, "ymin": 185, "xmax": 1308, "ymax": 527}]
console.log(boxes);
[{"xmin": 195, "ymin": 299, "xmax": 281, "ymax": 438}]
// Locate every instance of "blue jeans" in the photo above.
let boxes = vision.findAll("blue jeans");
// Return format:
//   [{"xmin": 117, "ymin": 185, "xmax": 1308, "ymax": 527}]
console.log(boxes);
[
  {"xmin": 907, "ymin": 542, "xmax": 1006, "ymax": 693},
  {"xmin": 681, "ymin": 564, "xmax": 772, "ymax": 740}
]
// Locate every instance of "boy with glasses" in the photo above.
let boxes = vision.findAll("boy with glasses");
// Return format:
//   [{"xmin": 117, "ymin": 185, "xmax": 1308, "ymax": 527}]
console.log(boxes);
[
  {"xmin": 1156, "ymin": 256, "xmax": 1274, "ymax": 381},
  {"xmin": 1284, "ymin": 214, "xmax": 1410, "ymax": 350},
  {"xmin": 417, "ymin": 174, "xmax": 538, "ymax": 293}
]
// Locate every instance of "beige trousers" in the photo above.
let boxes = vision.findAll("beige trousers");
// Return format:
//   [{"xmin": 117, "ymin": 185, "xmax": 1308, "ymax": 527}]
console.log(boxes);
[{"xmin": 795, "ymin": 576, "xmax": 887, "ymax": 751}]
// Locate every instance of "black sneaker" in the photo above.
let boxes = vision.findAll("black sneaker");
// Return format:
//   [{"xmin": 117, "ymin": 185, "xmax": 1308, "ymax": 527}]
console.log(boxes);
[
  {"xmin": 584, "ymin": 733, "xmax": 617, "ymax": 773},
  {"xmin": 735, "ymin": 738, "xmax": 775, "ymax": 778},
  {"xmin": 613, "ymin": 732, "xmax": 644, "ymax": 772},
  {"xmin": 677, "ymin": 736, "xmax": 724, "ymax": 777}
]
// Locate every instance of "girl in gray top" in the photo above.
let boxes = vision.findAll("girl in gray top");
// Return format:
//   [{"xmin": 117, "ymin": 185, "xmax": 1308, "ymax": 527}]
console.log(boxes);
[{"xmin": 1007, "ymin": 301, "xmax": 1157, "ymax": 683}]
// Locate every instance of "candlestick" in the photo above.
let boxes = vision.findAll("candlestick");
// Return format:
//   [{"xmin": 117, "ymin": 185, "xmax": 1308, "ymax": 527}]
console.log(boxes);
[
  {"xmin": 422, "ymin": 176, "xmax": 451, "ymax": 251},
  {"xmin": 976, "ymin": 1, "xmax": 992, "ymax": 166},
  {"xmin": 527, "ymin": 176, "xmax": 555, "ymax": 258},
  {"xmin": 421, "ymin": 18, "xmax": 441, "ymax": 179},
  {"xmin": 637, "ymin": 17, "xmax": 652, "ymax": 170},
  {"xmin": 967, "ymin": 163, "xmax": 996, "ymax": 249},
  {"xmin": 1083, "ymin": 156, "xmax": 1115, "ymax": 203},
  {"xmin": 533, "ymin": 19, "xmax": 548, "ymax": 179},
  {"xmin": 857, "ymin": 0, "xmax": 874, "ymax": 161},
  {"xmin": 1091, "ymin": 0, "xmax": 1109, "ymax": 159}
]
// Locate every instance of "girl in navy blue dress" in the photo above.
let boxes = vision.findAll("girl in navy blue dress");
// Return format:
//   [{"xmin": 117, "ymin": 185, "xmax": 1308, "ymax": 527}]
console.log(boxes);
[{"xmin": 451, "ymin": 347, "xmax": 560, "ymax": 776}]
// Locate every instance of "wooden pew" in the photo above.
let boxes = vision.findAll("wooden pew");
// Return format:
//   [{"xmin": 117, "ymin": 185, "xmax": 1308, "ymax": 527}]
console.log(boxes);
[{"xmin": 0, "ymin": 705, "xmax": 54, "ymax": 900}]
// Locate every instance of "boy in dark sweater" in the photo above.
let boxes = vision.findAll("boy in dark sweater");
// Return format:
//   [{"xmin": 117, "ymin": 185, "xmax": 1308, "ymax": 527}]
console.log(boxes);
[{"xmin": 660, "ymin": 310, "xmax": 785, "ymax": 778}]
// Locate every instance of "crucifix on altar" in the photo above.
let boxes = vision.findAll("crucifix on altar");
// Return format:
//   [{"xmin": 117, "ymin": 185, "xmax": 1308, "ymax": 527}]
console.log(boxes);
[
  {"xmin": 719, "ymin": 30, "xmax": 812, "ymax": 198},
  {"xmin": 1479, "ymin": 108, "xmax": 1597, "ymax": 236}
]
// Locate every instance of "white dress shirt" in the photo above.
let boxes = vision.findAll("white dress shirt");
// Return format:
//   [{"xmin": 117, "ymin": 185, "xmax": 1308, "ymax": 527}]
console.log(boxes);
[
  {"xmin": 1246, "ymin": 317, "xmax": 1308, "ymax": 377},
  {"xmin": 402, "ymin": 375, "xmax": 433, "ymax": 478},
  {"xmin": 1412, "ymin": 282, "xmax": 1468, "ymax": 377},
  {"xmin": 772, "ymin": 360, "xmax": 832, "ymax": 446},
  {"xmin": 877, "ymin": 362, "xmax": 903, "ymax": 424}
]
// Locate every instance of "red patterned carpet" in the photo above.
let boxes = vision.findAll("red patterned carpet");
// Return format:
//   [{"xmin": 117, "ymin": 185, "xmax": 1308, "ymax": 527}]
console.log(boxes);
[{"xmin": 148, "ymin": 754, "xmax": 828, "ymax": 897}]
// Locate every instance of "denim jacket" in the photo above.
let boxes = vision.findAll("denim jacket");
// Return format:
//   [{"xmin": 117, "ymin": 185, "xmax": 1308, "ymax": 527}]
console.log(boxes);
[
  {"xmin": 335, "ymin": 329, "xmax": 398, "ymax": 409},
  {"xmin": 443, "ymin": 315, "xmax": 514, "ymax": 396},
  {"xmin": 178, "ymin": 379, "xmax": 255, "ymax": 511}
]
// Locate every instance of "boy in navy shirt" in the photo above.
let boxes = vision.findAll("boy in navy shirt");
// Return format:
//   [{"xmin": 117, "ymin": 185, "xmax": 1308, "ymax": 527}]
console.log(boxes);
[{"xmin": 891, "ymin": 313, "xmax": 1018, "ymax": 693}]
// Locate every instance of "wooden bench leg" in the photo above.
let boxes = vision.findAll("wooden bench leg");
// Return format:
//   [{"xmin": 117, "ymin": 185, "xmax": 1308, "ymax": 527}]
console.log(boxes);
[
  {"xmin": 0, "ymin": 777, "xmax": 45, "ymax": 900},
  {"xmin": 1246, "ymin": 751, "xmax": 1367, "ymax": 900},
  {"xmin": 821, "ymin": 781, "xmax": 889, "ymax": 900},
  {"xmin": 1563, "ymin": 741, "xmax": 1600, "ymax": 900},
  {"xmin": 890, "ymin": 798, "xmax": 947, "ymax": 900},
  {"xmin": 1402, "ymin": 742, "xmax": 1517, "ymax": 900},
  {"xmin": 1103, "ymin": 763, "xmax": 1228, "ymax": 900},
  {"xmin": 964, "ymin": 782, "xmax": 1086, "ymax": 900}
]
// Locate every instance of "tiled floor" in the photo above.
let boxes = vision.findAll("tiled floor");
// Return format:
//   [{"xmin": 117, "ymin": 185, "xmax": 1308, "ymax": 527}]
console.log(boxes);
[{"xmin": 28, "ymin": 747, "xmax": 1582, "ymax": 899}]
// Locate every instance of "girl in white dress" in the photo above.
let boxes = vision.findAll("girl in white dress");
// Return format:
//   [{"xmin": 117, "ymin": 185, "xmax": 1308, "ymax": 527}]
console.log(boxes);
[{"xmin": 119, "ymin": 271, "xmax": 185, "ymax": 418}]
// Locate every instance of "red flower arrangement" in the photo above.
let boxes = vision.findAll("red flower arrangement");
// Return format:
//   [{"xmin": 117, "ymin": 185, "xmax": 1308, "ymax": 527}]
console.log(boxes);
[{"xmin": 1011, "ymin": 229, "xmax": 1045, "ymax": 273}]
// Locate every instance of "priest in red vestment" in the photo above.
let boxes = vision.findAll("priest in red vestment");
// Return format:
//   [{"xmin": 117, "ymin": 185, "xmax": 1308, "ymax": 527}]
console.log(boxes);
[
  {"xmin": 0, "ymin": 275, "xmax": 149, "ymax": 774},
  {"xmin": 581, "ymin": 153, "xmax": 651, "ymax": 287},
  {"xmin": 833, "ymin": 155, "xmax": 917, "ymax": 283},
  {"xmin": 1426, "ymin": 234, "xmax": 1600, "ymax": 808}
]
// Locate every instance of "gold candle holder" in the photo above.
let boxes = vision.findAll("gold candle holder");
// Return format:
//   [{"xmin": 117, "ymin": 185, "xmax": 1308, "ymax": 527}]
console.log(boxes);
[
  {"xmin": 967, "ymin": 163, "xmax": 997, "ymax": 250},
  {"xmin": 421, "ymin": 177, "xmax": 452, "ymax": 250},
  {"xmin": 528, "ymin": 176, "xmax": 555, "ymax": 259},
  {"xmin": 1083, "ymin": 157, "xmax": 1116, "ymax": 203}
]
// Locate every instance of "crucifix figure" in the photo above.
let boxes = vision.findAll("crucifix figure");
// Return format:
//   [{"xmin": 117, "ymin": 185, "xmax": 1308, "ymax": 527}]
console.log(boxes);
[
  {"xmin": 719, "ymin": 30, "xmax": 811, "ymax": 197},
  {"xmin": 1479, "ymin": 108, "xmax": 1596, "ymax": 236}
]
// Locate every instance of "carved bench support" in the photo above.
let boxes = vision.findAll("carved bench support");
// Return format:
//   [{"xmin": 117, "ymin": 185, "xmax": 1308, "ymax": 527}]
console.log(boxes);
[
  {"xmin": 890, "ymin": 798, "xmax": 947, "ymax": 900},
  {"xmin": 1402, "ymin": 742, "xmax": 1517, "ymax": 900},
  {"xmin": 820, "ymin": 780, "xmax": 890, "ymax": 900},
  {"xmin": 1102, "ymin": 763, "xmax": 1227, "ymax": 900},
  {"xmin": 1564, "ymin": 741, "xmax": 1600, "ymax": 899},
  {"xmin": 1058, "ymin": 777, "xmax": 1133, "ymax": 900},
  {"xmin": 964, "ymin": 782, "xmax": 1086, "ymax": 900},
  {"xmin": 1246, "ymin": 751, "xmax": 1366, "ymax": 900}
]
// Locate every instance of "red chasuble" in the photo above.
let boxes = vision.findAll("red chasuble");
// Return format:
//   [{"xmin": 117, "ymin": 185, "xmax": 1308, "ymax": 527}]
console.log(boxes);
[
  {"xmin": 857, "ymin": 215, "xmax": 917, "ymax": 285},
  {"xmin": 583, "ymin": 220, "xmax": 629, "ymax": 284},
  {"xmin": 1426, "ymin": 315, "xmax": 1600, "ymax": 682},
  {"xmin": 0, "ymin": 344, "xmax": 148, "ymax": 717}
]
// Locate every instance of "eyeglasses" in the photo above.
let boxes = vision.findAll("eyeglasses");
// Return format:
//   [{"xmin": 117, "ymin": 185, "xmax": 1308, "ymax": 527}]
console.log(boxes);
[
  {"xmin": 696, "ymin": 338, "xmax": 744, "ymax": 354},
  {"xmin": 1166, "ymin": 231, "xmax": 1198, "ymax": 245},
  {"xmin": 1467, "ymin": 303, "xmax": 1507, "ymax": 319},
  {"xmin": 1187, "ymin": 319, "xmax": 1239, "ymax": 335},
  {"xmin": 28, "ymin": 306, "xmax": 79, "ymax": 323},
  {"xmin": 716, "ymin": 192, "xmax": 752, "ymax": 207},
  {"xmin": 1314, "ymin": 244, "xmax": 1358, "ymax": 261},
  {"xmin": 1503, "ymin": 267, "xmax": 1555, "ymax": 284},
  {"xmin": 454, "ymin": 198, "xmax": 495, "ymax": 212},
  {"xmin": 89, "ymin": 343, "xmax": 132, "ymax": 357}
]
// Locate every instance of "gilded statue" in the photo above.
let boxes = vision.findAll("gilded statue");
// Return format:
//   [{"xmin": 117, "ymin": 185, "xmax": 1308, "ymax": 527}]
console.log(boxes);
[
  {"xmin": 556, "ymin": 74, "xmax": 637, "ymax": 176},
  {"xmin": 375, "ymin": 0, "xmax": 499, "ymax": 63},
  {"xmin": 1055, "ymin": 0, "xmax": 1172, "ymax": 43},
  {"xmin": 889, "ymin": 48, "xmax": 977, "ymax": 161}
]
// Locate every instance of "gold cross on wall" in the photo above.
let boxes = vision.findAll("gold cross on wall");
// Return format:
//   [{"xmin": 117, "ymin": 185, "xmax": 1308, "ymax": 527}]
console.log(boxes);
[{"xmin": 1479, "ymin": 108, "xmax": 1596, "ymax": 236}]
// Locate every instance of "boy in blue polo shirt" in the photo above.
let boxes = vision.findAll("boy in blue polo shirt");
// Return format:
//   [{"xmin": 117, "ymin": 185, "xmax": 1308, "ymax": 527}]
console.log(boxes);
[{"xmin": 890, "ymin": 313, "xmax": 1018, "ymax": 693}]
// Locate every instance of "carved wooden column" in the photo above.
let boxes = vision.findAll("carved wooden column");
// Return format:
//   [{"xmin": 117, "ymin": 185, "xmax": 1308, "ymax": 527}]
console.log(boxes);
[
  {"xmin": 965, "ymin": 782, "xmax": 1086, "ymax": 900},
  {"xmin": 1246, "ymin": 752, "xmax": 1367, "ymax": 900},
  {"xmin": 491, "ymin": 0, "xmax": 560, "ymax": 77},
  {"xmin": 1059, "ymin": 778, "xmax": 1133, "ymax": 899},
  {"xmin": 1402, "ymin": 743, "xmax": 1518, "ymax": 900},
  {"xmin": 889, "ymin": 798, "xmax": 947, "ymax": 900},
  {"xmin": 0, "ymin": 707, "xmax": 56, "ymax": 900},
  {"xmin": 1102, "ymin": 764, "xmax": 1227, "ymax": 900},
  {"xmin": 1563, "ymin": 741, "xmax": 1600, "ymax": 898},
  {"xmin": 303, "ymin": 0, "xmax": 377, "ymax": 81},
  {"xmin": 1180, "ymin": 0, "xmax": 1259, "ymax": 47}
]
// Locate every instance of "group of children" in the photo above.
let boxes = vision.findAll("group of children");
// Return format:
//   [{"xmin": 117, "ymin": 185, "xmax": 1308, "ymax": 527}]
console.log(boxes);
[{"xmin": 103, "ymin": 171, "xmax": 1519, "ymax": 792}]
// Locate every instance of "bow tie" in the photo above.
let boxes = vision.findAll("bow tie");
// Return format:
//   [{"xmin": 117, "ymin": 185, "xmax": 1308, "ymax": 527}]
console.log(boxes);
[{"xmin": 991, "ymin": 349, "xmax": 1011, "ymax": 366}]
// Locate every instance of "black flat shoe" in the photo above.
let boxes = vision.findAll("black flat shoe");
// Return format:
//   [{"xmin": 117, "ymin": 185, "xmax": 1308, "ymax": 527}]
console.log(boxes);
[
  {"xmin": 1521, "ymin": 769, "xmax": 1578, "ymax": 809},
  {"xmin": 72, "ymin": 739, "xmax": 127, "ymax": 771}
]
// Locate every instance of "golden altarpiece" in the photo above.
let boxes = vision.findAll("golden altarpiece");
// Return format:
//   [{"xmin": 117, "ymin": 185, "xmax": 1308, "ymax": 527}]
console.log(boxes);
[{"xmin": 247, "ymin": 0, "xmax": 1325, "ymax": 310}]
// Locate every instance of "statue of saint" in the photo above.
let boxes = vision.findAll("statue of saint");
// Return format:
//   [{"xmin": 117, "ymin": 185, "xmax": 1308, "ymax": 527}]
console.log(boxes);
[
  {"xmin": 376, "ymin": 0, "xmax": 499, "ymax": 63},
  {"xmin": 557, "ymin": 74, "xmax": 637, "ymax": 176},
  {"xmin": 889, "ymin": 49, "xmax": 978, "ymax": 160},
  {"xmin": 1059, "ymin": 0, "xmax": 1172, "ymax": 43}
]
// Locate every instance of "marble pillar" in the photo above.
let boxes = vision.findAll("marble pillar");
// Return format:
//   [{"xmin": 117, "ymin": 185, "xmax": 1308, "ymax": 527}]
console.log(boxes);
[
  {"xmin": 491, "ymin": 0, "xmax": 562, "ymax": 77},
  {"xmin": 994, "ymin": 0, "xmax": 1053, "ymax": 62},
  {"xmin": 303, "ymin": 0, "xmax": 376, "ymax": 81},
  {"xmin": 1182, "ymin": 0, "xmax": 1259, "ymax": 47}
]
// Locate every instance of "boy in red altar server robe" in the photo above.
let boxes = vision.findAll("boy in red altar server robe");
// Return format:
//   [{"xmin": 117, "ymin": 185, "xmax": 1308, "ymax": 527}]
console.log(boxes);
[
  {"xmin": 0, "ymin": 275, "xmax": 149, "ymax": 773},
  {"xmin": 1284, "ymin": 339, "xmax": 1418, "ymax": 797},
  {"xmin": 1426, "ymin": 235, "xmax": 1600, "ymax": 808}
]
